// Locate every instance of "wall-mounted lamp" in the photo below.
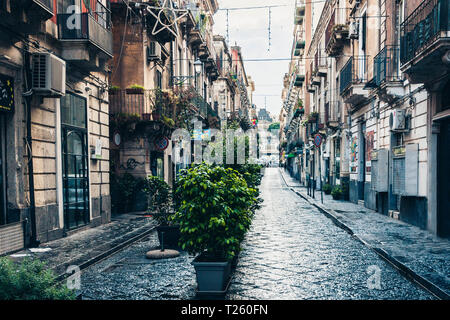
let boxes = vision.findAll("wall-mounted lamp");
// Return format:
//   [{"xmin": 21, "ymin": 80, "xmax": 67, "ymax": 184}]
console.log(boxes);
[{"xmin": 194, "ymin": 59, "xmax": 202, "ymax": 74}]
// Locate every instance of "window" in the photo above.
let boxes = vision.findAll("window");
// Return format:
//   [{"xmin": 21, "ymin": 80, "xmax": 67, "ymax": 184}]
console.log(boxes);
[{"xmin": 156, "ymin": 70, "xmax": 162, "ymax": 89}]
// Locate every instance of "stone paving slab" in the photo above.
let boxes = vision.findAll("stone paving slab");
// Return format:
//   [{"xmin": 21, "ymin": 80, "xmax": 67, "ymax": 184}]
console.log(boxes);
[
  {"xmin": 8, "ymin": 214, "xmax": 157, "ymax": 279},
  {"xmin": 279, "ymin": 169, "xmax": 450, "ymax": 299}
]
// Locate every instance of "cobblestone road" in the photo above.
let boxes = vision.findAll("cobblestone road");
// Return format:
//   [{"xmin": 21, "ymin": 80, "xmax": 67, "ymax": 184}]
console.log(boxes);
[
  {"xmin": 226, "ymin": 168, "xmax": 433, "ymax": 300},
  {"xmin": 80, "ymin": 168, "xmax": 434, "ymax": 300}
]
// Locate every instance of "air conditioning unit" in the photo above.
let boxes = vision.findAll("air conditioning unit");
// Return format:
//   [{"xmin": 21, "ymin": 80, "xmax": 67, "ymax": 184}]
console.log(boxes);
[
  {"xmin": 389, "ymin": 109, "xmax": 406, "ymax": 131},
  {"xmin": 349, "ymin": 21, "xmax": 359, "ymax": 39},
  {"xmin": 32, "ymin": 53, "xmax": 66, "ymax": 97},
  {"xmin": 147, "ymin": 41, "xmax": 162, "ymax": 63}
]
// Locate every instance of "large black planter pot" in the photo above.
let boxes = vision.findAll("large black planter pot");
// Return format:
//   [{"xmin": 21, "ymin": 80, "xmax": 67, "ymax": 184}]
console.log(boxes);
[
  {"xmin": 156, "ymin": 225, "xmax": 180, "ymax": 249},
  {"xmin": 192, "ymin": 255, "xmax": 231, "ymax": 292}
]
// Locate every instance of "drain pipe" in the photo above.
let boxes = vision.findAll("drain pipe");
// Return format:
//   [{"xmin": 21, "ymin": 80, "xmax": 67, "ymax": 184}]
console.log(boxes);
[{"xmin": 23, "ymin": 48, "xmax": 39, "ymax": 247}]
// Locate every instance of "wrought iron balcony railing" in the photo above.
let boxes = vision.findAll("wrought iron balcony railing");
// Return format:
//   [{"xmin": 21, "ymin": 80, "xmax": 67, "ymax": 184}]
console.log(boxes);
[
  {"xmin": 400, "ymin": 0, "xmax": 450, "ymax": 65},
  {"xmin": 109, "ymin": 89, "xmax": 173, "ymax": 120},
  {"xmin": 57, "ymin": 1, "xmax": 113, "ymax": 57},
  {"xmin": 374, "ymin": 46, "xmax": 401, "ymax": 86},
  {"xmin": 339, "ymin": 56, "xmax": 368, "ymax": 95}
]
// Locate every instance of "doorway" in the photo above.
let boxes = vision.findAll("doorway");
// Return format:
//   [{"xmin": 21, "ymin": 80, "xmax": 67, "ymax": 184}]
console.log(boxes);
[
  {"xmin": 438, "ymin": 118, "xmax": 450, "ymax": 237},
  {"xmin": 61, "ymin": 93, "xmax": 90, "ymax": 230}
]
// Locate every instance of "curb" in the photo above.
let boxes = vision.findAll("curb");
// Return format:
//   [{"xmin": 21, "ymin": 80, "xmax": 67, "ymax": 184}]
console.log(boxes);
[
  {"xmin": 56, "ymin": 225, "xmax": 157, "ymax": 282},
  {"xmin": 279, "ymin": 169, "xmax": 449, "ymax": 300}
]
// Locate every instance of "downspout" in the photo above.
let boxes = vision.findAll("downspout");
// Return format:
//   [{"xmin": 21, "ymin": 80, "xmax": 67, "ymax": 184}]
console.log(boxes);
[
  {"xmin": 23, "ymin": 48, "xmax": 39, "ymax": 247},
  {"xmin": 170, "ymin": 41, "xmax": 174, "ymax": 88}
]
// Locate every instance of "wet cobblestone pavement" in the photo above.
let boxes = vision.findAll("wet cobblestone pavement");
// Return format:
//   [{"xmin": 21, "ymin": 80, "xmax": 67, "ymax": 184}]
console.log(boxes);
[
  {"xmin": 80, "ymin": 168, "xmax": 435, "ymax": 300},
  {"xmin": 225, "ymin": 169, "xmax": 434, "ymax": 299}
]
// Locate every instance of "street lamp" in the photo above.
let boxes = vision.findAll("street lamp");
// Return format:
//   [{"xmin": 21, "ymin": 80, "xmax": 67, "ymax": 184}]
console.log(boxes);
[{"xmin": 194, "ymin": 59, "xmax": 203, "ymax": 74}]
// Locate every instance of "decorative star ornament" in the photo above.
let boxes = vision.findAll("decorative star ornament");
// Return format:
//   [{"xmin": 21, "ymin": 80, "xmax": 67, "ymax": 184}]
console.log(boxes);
[{"xmin": 145, "ymin": 0, "xmax": 189, "ymax": 38}]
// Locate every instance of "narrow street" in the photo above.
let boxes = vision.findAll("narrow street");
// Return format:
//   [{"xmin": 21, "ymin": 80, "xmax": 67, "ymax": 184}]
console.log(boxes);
[{"xmin": 80, "ymin": 168, "xmax": 434, "ymax": 300}]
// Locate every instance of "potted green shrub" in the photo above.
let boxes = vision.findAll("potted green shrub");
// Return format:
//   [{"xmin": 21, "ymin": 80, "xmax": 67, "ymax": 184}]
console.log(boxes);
[
  {"xmin": 331, "ymin": 186, "xmax": 343, "ymax": 200},
  {"xmin": 144, "ymin": 176, "xmax": 180, "ymax": 249},
  {"xmin": 171, "ymin": 164, "xmax": 257, "ymax": 292},
  {"xmin": 323, "ymin": 183, "xmax": 332, "ymax": 195}
]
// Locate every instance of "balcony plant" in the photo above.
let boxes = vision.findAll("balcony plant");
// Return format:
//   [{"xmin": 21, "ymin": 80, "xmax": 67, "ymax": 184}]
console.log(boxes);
[
  {"xmin": 126, "ymin": 84, "xmax": 145, "ymax": 94},
  {"xmin": 144, "ymin": 176, "xmax": 180, "ymax": 249},
  {"xmin": 109, "ymin": 85, "xmax": 120, "ymax": 95},
  {"xmin": 171, "ymin": 163, "xmax": 257, "ymax": 292}
]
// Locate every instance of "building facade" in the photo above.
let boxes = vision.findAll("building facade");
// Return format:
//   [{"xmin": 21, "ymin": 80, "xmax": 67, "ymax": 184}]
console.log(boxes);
[
  {"xmin": 281, "ymin": 0, "xmax": 450, "ymax": 238},
  {"xmin": 0, "ymin": 0, "xmax": 112, "ymax": 254}
]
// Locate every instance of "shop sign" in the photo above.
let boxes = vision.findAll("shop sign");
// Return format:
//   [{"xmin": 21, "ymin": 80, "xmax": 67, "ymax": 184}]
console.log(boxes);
[{"xmin": 0, "ymin": 74, "xmax": 14, "ymax": 113}]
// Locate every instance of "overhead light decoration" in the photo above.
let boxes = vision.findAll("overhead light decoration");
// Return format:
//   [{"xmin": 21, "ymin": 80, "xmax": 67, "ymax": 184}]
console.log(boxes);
[{"xmin": 142, "ymin": 0, "xmax": 189, "ymax": 38}]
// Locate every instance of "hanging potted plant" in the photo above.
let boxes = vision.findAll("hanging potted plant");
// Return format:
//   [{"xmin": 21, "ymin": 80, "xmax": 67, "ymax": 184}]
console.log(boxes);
[
  {"xmin": 144, "ymin": 176, "xmax": 180, "ymax": 248},
  {"xmin": 126, "ymin": 84, "xmax": 145, "ymax": 94},
  {"xmin": 171, "ymin": 164, "xmax": 257, "ymax": 292}
]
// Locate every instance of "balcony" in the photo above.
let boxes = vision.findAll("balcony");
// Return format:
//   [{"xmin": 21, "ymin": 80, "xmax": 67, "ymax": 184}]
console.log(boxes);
[
  {"xmin": 400, "ymin": 0, "xmax": 450, "ymax": 83},
  {"xmin": 373, "ymin": 46, "xmax": 404, "ymax": 102},
  {"xmin": 30, "ymin": 0, "xmax": 54, "ymax": 18},
  {"xmin": 0, "ymin": 0, "xmax": 54, "ymax": 32},
  {"xmin": 57, "ymin": 4, "xmax": 112, "ymax": 70},
  {"xmin": 109, "ymin": 89, "xmax": 173, "ymax": 120},
  {"xmin": 294, "ymin": 74, "xmax": 305, "ymax": 87},
  {"xmin": 325, "ymin": 10, "xmax": 349, "ymax": 57},
  {"xmin": 339, "ymin": 56, "xmax": 369, "ymax": 106}
]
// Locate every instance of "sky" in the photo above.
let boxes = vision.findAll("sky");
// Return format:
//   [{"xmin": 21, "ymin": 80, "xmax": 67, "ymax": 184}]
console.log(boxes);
[{"xmin": 214, "ymin": 0, "xmax": 296, "ymax": 120}]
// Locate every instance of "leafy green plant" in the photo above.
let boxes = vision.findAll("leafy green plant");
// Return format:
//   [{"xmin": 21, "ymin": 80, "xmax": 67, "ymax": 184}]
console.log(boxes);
[
  {"xmin": 162, "ymin": 116, "xmax": 175, "ymax": 127},
  {"xmin": 171, "ymin": 164, "xmax": 258, "ymax": 260},
  {"xmin": 323, "ymin": 183, "xmax": 332, "ymax": 195},
  {"xmin": 331, "ymin": 186, "xmax": 343, "ymax": 200},
  {"xmin": 143, "ymin": 176, "xmax": 172, "ymax": 225},
  {"xmin": 0, "ymin": 257, "xmax": 75, "ymax": 300},
  {"xmin": 128, "ymin": 84, "xmax": 145, "ymax": 90}
]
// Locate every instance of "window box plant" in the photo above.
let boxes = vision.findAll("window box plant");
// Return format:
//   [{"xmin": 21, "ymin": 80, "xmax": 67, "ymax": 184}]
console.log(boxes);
[
  {"xmin": 126, "ymin": 84, "xmax": 145, "ymax": 94},
  {"xmin": 109, "ymin": 85, "xmax": 120, "ymax": 95},
  {"xmin": 171, "ymin": 164, "xmax": 257, "ymax": 292}
]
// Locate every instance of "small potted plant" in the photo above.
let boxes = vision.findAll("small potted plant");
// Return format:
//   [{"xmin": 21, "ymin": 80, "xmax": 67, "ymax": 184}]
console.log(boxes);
[
  {"xmin": 331, "ymin": 186, "xmax": 343, "ymax": 200},
  {"xmin": 126, "ymin": 84, "xmax": 145, "ymax": 94},
  {"xmin": 144, "ymin": 176, "xmax": 180, "ymax": 248},
  {"xmin": 323, "ymin": 183, "xmax": 332, "ymax": 195},
  {"xmin": 171, "ymin": 164, "xmax": 257, "ymax": 292}
]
